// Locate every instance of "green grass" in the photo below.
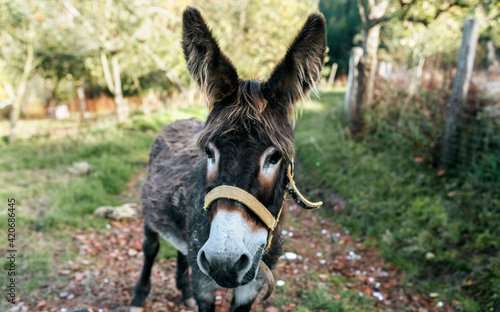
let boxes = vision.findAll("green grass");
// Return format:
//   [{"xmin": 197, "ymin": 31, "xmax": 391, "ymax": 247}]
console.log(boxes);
[
  {"xmin": 294, "ymin": 88, "xmax": 500, "ymax": 311},
  {"xmin": 0, "ymin": 106, "xmax": 204, "ymax": 304},
  {"xmin": 299, "ymin": 289, "xmax": 374, "ymax": 312}
]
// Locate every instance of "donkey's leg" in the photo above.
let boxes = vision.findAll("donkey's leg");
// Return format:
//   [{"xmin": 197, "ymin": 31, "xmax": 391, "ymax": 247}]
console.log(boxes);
[
  {"xmin": 176, "ymin": 252, "xmax": 196, "ymax": 308},
  {"xmin": 191, "ymin": 268, "xmax": 217, "ymax": 312},
  {"xmin": 230, "ymin": 278, "xmax": 265, "ymax": 312},
  {"xmin": 130, "ymin": 224, "xmax": 159, "ymax": 311}
]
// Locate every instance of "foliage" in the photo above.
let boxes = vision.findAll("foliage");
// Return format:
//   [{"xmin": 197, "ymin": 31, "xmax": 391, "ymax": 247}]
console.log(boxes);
[
  {"xmin": 0, "ymin": 0, "xmax": 324, "ymax": 111},
  {"xmin": 295, "ymin": 89, "xmax": 500, "ymax": 310},
  {"xmin": 192, "ymin": 0, "xmax": 319, "ymax": 79},
  {"xmin": 319, "ymin": 0, "xmax": 362, "ymax": 75},
  {"xmin": 319, "ymin": 0, "xmax": 499, "ymax": 77}
]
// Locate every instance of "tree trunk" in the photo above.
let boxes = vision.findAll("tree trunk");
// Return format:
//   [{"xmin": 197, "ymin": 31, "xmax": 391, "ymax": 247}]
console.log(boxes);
[
  {"xmin": 239, "ymin": 0, "xmax": 249, "ymax": 31},
  {"xmin": 9, "ymin": 40, "xmax": 34, "ymax": 144},
  {"xmin": 359, "ymin": 23, "xmax": 381, "ymax": 108},
  {"xmin": 76, "ymin": 82, "xmax": 87, "ymax": 119},
  {"xmin": 100, "ymin": 51, "xmax": 115, "ymax": 92},
  {"xmin": 487, "ymin": 40, "xmax": 499, "ymax": 73},
  {"xmin": 351, "ymin": 24, "xmax": 381, "ymax": 132},
  {"xmin": 326, "ymin": 63, "xmax": 338, "ymax": 89},
  {"xmin": 408, "ymin": 55, "xmax": 425, "ymax": 96},
  {"xmin": 351, "ymin": 0, "xmax": 388, "ymax": 133},
  {"xmin": 345, "ymin": 47, "xmax": 363, "ymax": 123},
  {"xmin": 440, "ymin": 18, "xmax": 479, "ymax": 169},
  {"xmin": 111, "ymin": 54, "xmax": 127, "ymax": 122}
]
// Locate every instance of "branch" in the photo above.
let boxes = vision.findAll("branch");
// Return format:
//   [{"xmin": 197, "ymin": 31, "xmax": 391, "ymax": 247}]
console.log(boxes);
[
  {"xmin": 143, "ymin": 45, "xmax": 187, "ymax": 94},
  {"xmin": 369, "ymin": 0, "xmax": 465, "ymax": 29},
  {"xmin": 357, "ymin": 0, "xmax": 367, "ymax": 25},
  {"xmin": 100, "ymin": 51, "xmax": 115, "ymax": 93},
  {"xmin": 2, "ymin": 83, "xmax": 15, "ymax": 100},
  {"xmin": 434, "ymin": 1, "xmax": 469, "ymax": 20},
  {"xmin": 368, "ymin": 15, "xmax": 393, "ymax": 28},
  {"xmin": 64, "ymin": 2, "xmax": 95, "ymax": 34}
]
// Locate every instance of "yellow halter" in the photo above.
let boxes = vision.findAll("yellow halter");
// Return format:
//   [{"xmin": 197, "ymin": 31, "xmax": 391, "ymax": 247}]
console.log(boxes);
[
  {"xmin": 202, "ymin": 163, "xmax": 322, "ymax": 300},
  {"xmin": 203, "ymin": 164, "xmax": 322, "ymax": 246}
]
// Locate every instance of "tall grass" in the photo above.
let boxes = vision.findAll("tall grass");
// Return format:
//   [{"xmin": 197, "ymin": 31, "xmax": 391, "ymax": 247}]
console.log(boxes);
[{"xmin": 295, "ymin": 88, "xmax": 500, "ymax": 311}]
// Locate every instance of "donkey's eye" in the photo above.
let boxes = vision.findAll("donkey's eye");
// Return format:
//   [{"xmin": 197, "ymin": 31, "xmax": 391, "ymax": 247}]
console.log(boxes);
[
  {"xmin": 267, "ymin": 151, "xmax": 282, "ymax": 165},
  {"xmin": 205, "ymin": 147, "xmax": 214, "ymax": 159}
]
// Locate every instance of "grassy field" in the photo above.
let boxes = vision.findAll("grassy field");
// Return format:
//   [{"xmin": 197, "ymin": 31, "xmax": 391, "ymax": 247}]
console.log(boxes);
[
  {"xmin": 1, "ymin": 90, "xmax": 498, "ymax": 311},
  {"xmin": 0, "ymin": 105, "xmax": 207, "ymax": 303}
]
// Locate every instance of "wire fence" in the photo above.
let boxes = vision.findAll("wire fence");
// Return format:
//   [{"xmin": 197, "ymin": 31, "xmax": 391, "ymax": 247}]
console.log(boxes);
[{"xmin": 375, "ymin": 67, "xmax": 500, "ymax": 181}]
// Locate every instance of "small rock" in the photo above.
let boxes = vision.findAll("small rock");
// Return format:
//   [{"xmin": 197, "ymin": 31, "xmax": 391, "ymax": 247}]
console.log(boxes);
[
  {"xmin": 128, "ymin": 248, "xmax": 138, "ymax": 257},
  {"xmin": 68, "ymin": 162, "xmax": 91, "ymax": 175},
  {"xmin": 284, "ymin": 252, "xmax": 298, "ymax": 260},
  {"xmin": 59, "ymin": 291, "xmax": 68, "ymax": 298},
  {"xmin": 372, "ymin": 292, "xmax": 384, "ymax": 301}
]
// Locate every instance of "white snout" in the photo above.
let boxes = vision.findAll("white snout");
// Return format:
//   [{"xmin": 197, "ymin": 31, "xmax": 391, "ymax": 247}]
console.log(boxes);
[{"xmin": 197, "ymin": 210, "xmax": 267, "ymax": 286}]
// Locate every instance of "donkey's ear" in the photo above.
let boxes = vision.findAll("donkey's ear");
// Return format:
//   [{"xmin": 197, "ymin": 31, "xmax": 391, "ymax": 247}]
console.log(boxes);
[
  {"xmin": 263, "ymin": 13, "xmax": 326, "ymax": 114},
  {"xmin": 182, "ymin": 7, "xmax": 239, "ymax": 108}
]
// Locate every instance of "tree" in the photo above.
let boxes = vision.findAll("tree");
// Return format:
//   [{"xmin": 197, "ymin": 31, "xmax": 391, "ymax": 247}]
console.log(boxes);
[
  {"xmin": 191, "ymin": 0, "xmax": 319, "ymax": 79},
  {"xmin": 0, "ymin": 0, "xmax": 39, "ymax": 143},
  {"xmin": 319, "ymin": 0, "xmax": 362, "ymax": 76},
  {"xmin": 440, "ymin": 18, "xmax": 480, "ymax": 168},
  {"xmin": 346, "ymin": 0, "xmax": 472, "ymax": 131}
]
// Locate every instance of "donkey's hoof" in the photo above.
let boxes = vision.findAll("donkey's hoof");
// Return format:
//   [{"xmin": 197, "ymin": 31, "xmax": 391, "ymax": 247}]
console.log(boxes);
[
  {"xmin": 184, "ymin": 297, "xmax": 197, "ymax": 309},
  {"xmin": 129, "ymin": 307, "xmax": 144, "ymax": 312}
]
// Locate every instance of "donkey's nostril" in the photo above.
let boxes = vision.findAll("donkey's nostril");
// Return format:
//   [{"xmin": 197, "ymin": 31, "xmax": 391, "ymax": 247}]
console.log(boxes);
[
  {"xmin": 234, "ymin": 253, "xmax": 251, "ymax": 273},
  {"xmin": 199, "ymin": 250, "xmax": 211, "ymax": 273}
]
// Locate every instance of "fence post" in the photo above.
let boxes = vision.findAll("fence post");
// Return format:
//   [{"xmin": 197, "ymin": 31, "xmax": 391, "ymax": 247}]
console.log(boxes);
[
  {"xmin": 344, "ymin": 47, "xmax": 363, "ymax": 122},
  {"xmin": 440, "ymin": 18, "xmax": 479, "ymax": 169},
  {"xmin": 326, "ymin": 63, "xmax": 338, "ymax": 89}
]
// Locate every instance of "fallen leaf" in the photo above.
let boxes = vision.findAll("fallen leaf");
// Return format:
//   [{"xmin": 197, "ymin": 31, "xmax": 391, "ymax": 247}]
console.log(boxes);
[
  {"xmin": 414, "ymin": 157, "xmax": 423, "ymax": 163},
  {"xmin": 265, "ymin": 307, "xmax": 279, "ymax": 312},
  {"xmin": 74, "ymin": 272, "xmax": 84, "ymax": 281},
  {"xmin": 438, "ymin": 170, "xmax": 445, "ymax": 176}
]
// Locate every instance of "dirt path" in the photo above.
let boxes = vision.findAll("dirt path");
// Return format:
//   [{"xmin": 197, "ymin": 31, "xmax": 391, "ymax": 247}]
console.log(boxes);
[{"xmin": 14, "ymin": 173, "xmax": 449, "ymax": 312}]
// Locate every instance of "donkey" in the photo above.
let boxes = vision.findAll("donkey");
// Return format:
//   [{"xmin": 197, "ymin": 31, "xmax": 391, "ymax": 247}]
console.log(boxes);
[{"xmin": 130, "ymin": 7, "xmax": 326, "ymax": 312}]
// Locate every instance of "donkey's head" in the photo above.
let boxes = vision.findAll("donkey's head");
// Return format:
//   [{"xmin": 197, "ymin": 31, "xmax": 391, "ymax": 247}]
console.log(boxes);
[{"xmin": 183, "ymin": 7, "xmax": 326, "ymax": 288}]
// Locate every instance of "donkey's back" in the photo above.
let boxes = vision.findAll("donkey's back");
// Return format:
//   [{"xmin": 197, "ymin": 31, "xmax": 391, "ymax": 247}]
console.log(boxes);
[{"xmin": 141, "ymin": 119, "xmax": 205, "ymax": 255}]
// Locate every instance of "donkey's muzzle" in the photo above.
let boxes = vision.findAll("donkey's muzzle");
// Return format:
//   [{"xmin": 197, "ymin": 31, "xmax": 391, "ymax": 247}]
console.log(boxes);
[
  {"xmin": 198, "ymin": 248, "xmax": 252, "ymax": 288},
  {"xmin": 196, "ymin": 208, "xmax": 266, "ymax": 288}
]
